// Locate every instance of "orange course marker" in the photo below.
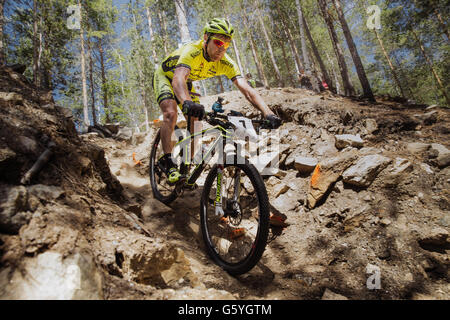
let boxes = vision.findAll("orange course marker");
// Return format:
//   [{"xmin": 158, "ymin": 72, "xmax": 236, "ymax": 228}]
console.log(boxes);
[
  {"xmin": 132, "ymin": 152, "xmax": 142, "ymax": 166},
  {"xmin": 310, "ymin": 163, "xmax": 321, "ymax": 188}
]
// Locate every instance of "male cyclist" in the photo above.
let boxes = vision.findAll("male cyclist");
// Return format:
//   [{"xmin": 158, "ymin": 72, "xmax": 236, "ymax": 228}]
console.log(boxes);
[{"xmin": 153, "ymin": 18, "xmax": 282, "ymax": 184}]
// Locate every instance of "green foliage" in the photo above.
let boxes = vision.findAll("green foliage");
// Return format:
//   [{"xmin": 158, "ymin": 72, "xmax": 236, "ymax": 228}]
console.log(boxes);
[{"xmin": 2, "ymin": 0, "xmax": 448, "ymax": 133}]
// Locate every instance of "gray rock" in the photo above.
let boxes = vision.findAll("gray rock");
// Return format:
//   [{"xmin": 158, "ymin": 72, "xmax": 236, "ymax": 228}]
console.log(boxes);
[
  {"xmin": 0, "ymin": 146, "xmax": 17, "ymax": 163},
  {"xmin": 161, "ymin": 287, "xmax": 236, "ymax": 300},
  {"xmin": 272, "ymin": 191, "xmax": 300, "ymax": 212},
  {"xmin": 115, "ymin": 127, "xmax": 133, "ymax": 142},
  {"xmin": 294, "ymin": 156, "xmax": 318, "ymax": 173},
  {"xmin": 16, "ymin": 136, "xmax": 39, "ymax": 155},
  {"xmin": 0, "ymin": 92, "xmax": 23, "ymax": 104},
  {"xmin": 419, "ymin": 228, "xmax": 449, "ymax": 246},
  {"xmin": 335, "ymin": 134, "xmax": 364, "ymax": 149},
  {"xmin": 383, "ymin": 158, "xmax": 413, "ymax": 185},
  {"xmin": 55, "ymin": 106, "xmax": 73, "ymax": 119},
  {"xmin": 272, "ymin": 183, "xmax": 289, "ymax": 198},
  {"xmin": 0, "ymin": 185, "xmax": 29, "ymax": 234},
  {"xmin": 365, "ymin": 118, "xmax": 378, "ymax": 133},
  {"xmin": 406, "ymin": 142, "xmax": 430, "ymax": 154},
  {"xmin": 0, "ymin": 251, "xmax": 103, "ymax": 299},
  {"xmin": 423, "ymin": 111, "xmax": 438, "ymax": 125},
  {"xmin": 307, "ymin": 149, "xmax": 359, "ymax": 209},
  {"xmin": 314, "ymin": 141, "xmax": 338, "ymax": 157},
  {"xmin": 429, "ymin": 143, "xmax": 450, "ymax": 168},
  {"xmin": 322, "ymin": 288, "xmax": 348, "ymax": 300},
  {"xmin": 343, "ymin": 155, "xmax": 392, "ymax": 187},
  {"xmin": 27, "ymin": 185, "xmax": 65, "ymax": 201}
]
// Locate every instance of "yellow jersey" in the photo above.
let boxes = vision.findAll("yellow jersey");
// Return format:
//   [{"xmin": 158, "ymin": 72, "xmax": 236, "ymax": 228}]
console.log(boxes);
[{"xmin": 160, "ymin": 39, "xmax": 242, "ymax": 82}]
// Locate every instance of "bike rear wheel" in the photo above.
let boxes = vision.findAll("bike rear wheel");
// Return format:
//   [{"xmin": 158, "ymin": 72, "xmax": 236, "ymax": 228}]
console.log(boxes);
[
  {"xmin": 200, "ymin": 162, "xmax": 270, "ymax": 275},
  {"xmin": 149, "ymin": 127, "xmax": 181, "ymax": 205}
]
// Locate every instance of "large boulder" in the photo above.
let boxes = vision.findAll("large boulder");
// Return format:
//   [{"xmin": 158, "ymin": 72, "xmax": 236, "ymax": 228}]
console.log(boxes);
[
  {"xmin": 335, "ymin": 134, "xmax": 364, "ymax": 150},
  {"xmin": 294, "ymin": 156, "xmax": 318, "ymax": 174},
  {"xmin": 0, "ymin": 251, "xmax": 103, "ymax": 300},
  {"xmin": 428, "ymin": 143, "xmax": 450, "ymax": 168},
  {"xmin": 406, "ymin": 142, "xmax": 430, "ymax": 155},
  {"xmin": 342, "ymin": 155, "xmax": 392, "ymax": 187},
  {"xmin": 307, "ymin": 149, "xmax": 359, "ymax": 208}
]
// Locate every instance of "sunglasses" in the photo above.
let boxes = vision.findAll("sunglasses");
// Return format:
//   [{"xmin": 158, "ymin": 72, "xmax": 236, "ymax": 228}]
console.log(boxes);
[{"xmin": 211, "ymin": 36, "xmax": 231, "ymax": 49}]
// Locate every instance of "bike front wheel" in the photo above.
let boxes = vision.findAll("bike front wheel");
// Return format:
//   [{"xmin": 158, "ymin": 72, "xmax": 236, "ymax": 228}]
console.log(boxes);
[{"xmin": 200, "ymin": 162, "xmax": 270, "ymax": 276}]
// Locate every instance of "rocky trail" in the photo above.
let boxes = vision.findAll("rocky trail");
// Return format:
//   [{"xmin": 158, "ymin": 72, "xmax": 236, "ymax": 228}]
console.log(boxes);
[{"xmin": 0, "ymin": 65, "xmax": 449, "ymax": 300}]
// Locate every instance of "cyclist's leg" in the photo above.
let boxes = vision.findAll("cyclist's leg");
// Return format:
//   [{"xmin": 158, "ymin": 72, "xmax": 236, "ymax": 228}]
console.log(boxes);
[
  {"xmin": 153, "ymin": 68, "xmax": 182, "ymax": 183},
  {"xmin": 153, "ymin": 67, "xmax": 178, "ymax": 154},
  {"xmin": 187, "ymin": 83, "xmax": 202, "ymax": 160},
  {"xmin": 160, "ymin": 99, "xmax": 178, "ymax": 154}
]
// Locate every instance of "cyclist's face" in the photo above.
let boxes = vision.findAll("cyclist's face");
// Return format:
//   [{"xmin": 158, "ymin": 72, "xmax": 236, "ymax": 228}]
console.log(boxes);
[{"xmin": 205, "ymin": 34, "xmax": 231, "ymax": 61}]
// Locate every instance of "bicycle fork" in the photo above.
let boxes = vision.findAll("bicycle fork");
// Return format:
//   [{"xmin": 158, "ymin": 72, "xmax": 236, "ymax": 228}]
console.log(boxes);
[
  {"xmin": 215, "ymin": 165, "xmax": 225, "ymax": 217},
  {"xmin": 214, "ymin": 166, "xmax": 241, "ymax": 217}
]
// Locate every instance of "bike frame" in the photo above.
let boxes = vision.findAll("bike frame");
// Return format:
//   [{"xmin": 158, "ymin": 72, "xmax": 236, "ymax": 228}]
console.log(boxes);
[{"xmin": 172, "ymin": 115, "xmax": 243, "ymax": 216}]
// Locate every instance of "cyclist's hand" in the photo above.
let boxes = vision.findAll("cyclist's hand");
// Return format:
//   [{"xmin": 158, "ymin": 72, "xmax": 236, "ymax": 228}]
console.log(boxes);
[
  {"xmin": 266, "ymin": 114, "xmax": 282, "ymax": 129},
  {"xmin": 182, "ymin": 100, "xmax": 205, "ymax": 120}
]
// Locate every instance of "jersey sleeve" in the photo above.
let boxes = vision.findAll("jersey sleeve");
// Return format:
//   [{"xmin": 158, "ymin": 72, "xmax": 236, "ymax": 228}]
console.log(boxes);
[
  {"xmin": 219, "ymin": 54, "xmax": 242, "ymax": 81},
  {"xmin": 175, "ymin": 45, "xmax": 201, "ymax": 71}
]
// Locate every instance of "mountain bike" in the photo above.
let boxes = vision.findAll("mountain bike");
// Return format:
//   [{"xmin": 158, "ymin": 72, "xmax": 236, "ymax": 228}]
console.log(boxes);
[{"xmin": 149, "ymin": 98, "xmax": 273, "ymax": 275}]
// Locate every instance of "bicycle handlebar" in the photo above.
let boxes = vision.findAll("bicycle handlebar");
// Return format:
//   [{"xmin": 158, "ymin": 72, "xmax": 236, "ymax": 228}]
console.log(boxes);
[{"xmin": 205, "ymin": 110, "xmax": 272, "ymax": 129}]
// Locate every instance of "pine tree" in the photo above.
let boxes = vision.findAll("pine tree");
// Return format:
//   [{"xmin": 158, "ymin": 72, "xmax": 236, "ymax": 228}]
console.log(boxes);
[
  {"xmin": 331, "ymin": 0, "xmax": 375, "ymax": 101},
  {"xmin": 317, "ymin": 0, "xmax": 355, "ymax": 96},
  {"xmin": 0, "ymin": 0, "xmax": 5, "ymax": 66}
]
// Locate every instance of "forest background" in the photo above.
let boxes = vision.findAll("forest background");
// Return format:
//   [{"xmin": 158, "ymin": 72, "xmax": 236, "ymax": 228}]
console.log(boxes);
[{"xmin": 0, "ymin": 0, "xmax": 448, "ymax": 132}]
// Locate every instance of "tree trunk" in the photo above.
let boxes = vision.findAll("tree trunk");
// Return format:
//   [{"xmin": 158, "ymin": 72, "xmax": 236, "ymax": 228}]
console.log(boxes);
[
  {"xmin": 33, "ymin": 0, "xmax": 39, "ymax": 85},
  {"xmin": 38, "ymin": 14, "xmax": 43, "ymax": 87},
  {"xmin": 174, "ymin": 0, "xmax": 191, "ymax": 44},
  {"xmin": 295, "ymin": 0, "xmax": 310, "ymax": 71},
  {"xmin": 98, "ymin": 40, "xmax": 110, "ymax": 123},
  {"xmin": 78, "ymin": 0, "xmax": 90, "ymax": 130},
  {"xmin": 327, "ymin": 52, "xmax": 341, "ymax": 95},
  {"xmin": 221, "ymin": 0, "xmax": 244, "ymax": 75},
  {"xmin": 332, "ymin": 0, "xmax": 375, "ymax": 101},
  {"xmin": 275, "ymin": 2, "xmax": 304, "ymax": 75},
  {"xmin": 373, "ymin": 29, "xmax": 406, "ymax": 98},
  {"xmin": 145, "ymin": 6, "xmax": 158, "ymax": 66},
  {"xmin": 302, "ymin": 13, "xmax": 334, "ymax": 92},
  {"xmin": 255, "ymin": 2, "xmax": 283, "ymax": 86},
  {"xmin": 217, "ymin": 76, "xmax": 224, "ymax": 93},
  {"xmin": 241, "ymin": 5, "xmax": 269, "ymax": 88},
  {"xmin": 131, "ymin": 6, "xmax": 150, "ymax": 132},
  {"xmin": 87, "ymin": 37, "xmax": 96, "ymax": 126},
  {"xmin": 317, "ymin": 0, "xmax": 355, "ymax": 96},
  {"xmin": 0, "ymin": 0, "xmax": 5, "ymax": 66},
  {"xmin": 158, "ymin": 10, "xmax": 169, "ymax": 56},
  {"xmin": 411, "ymin": 29, "xmax": 450, "ymax": 106}
]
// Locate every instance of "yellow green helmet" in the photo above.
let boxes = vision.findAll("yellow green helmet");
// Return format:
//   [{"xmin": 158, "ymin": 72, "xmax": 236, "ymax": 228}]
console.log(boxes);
[{"xmin": 203, "ymin": 18, "xmax": 235, "ymax": 39}]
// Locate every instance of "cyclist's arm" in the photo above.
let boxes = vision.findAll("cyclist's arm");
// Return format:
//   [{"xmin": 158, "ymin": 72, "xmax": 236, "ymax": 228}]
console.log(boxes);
[
  {"xmin": 233, "ymin": 77, "xmax": 275, "ymax": 117},
  {"xmin": 173, "ymin": 66, "xmax": 192, "ymax": 104}
]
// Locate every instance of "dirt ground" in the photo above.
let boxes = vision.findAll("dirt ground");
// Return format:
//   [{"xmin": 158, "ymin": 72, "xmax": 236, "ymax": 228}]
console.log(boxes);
[
  {"xmin": 96, "ymin": 87, "xmax": 449, "ymax": 300},
  {"xmin": 0, "ymin": 65, "xmax": 448, "ymax": 299}
]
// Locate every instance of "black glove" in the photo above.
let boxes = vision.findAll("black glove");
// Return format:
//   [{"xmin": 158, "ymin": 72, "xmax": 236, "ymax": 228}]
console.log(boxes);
[
  {"xmin": 182, "ymin": 100, "xmax": 205, "ymax": 120},
  {"xmin": 266, "ymin": 114, "xmax": 282, "ymax": 129}
]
